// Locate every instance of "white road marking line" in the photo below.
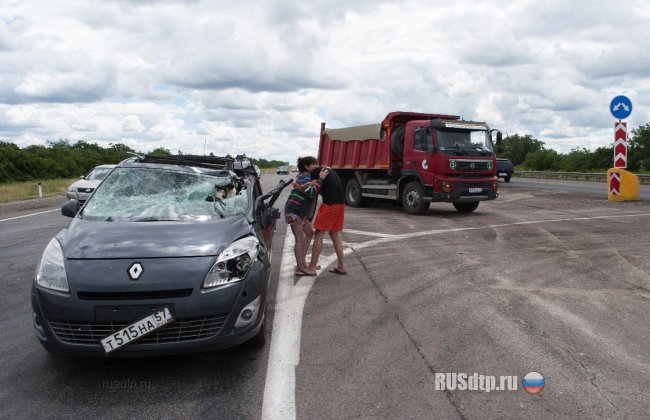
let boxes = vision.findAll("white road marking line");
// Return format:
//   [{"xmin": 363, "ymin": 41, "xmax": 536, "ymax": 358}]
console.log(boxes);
[
  {"xmin": 0, "ymin": 208, "xmax": 58, "ymax": 223},
  {"xmin": 261, "ymin": 210, "xmax": 650, "ymax": 419},
  {"xmin": 262, "ymin": 228, "xmax": 336, "ymax": 420},
  {"xmin": 350, "ymin": 212, "xmax": 650, "ymax": 252},
  {"xmin": 342, "ymin": 228, "xmax": 397, "ymax": 238}
]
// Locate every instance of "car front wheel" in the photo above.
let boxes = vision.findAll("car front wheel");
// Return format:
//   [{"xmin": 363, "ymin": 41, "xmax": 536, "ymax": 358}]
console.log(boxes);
[{"xmin": 247, "ymin": 315, "xmax": 266, "ymax": 348}]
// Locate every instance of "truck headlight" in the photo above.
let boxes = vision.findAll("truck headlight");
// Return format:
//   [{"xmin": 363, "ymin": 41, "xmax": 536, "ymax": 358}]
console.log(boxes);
[
  {"xmin": 35, "ymin": 238, "xmax": 69, "ymax": 293},
  {"xmin": 203, "ymin": 236, "xmax": 259, "ymax": 289},
  {"xmin": 441, "ymin": 180, "xmax": 452, "ymax": 193}
]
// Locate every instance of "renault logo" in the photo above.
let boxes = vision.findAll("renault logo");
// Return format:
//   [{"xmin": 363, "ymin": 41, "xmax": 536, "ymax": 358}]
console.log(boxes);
[{"xmin": 127, "ymin": 262, "xmax": 144, "ymax": 281}]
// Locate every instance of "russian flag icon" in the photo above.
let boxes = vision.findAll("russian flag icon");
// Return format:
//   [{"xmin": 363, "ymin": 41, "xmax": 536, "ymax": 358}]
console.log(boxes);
[{"xmin": 522, "ymin": 372, "xmax": 545, "ymax": 394}]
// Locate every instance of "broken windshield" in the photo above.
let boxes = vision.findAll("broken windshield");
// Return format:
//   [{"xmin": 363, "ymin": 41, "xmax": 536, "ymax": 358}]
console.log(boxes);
[
  {"xmin": 81, "ymin": 167, "xmax": 249, "ymax": 221},
  {"xmin": 437, "ymin": 129, "xmax": 493, "ymax": 156}
]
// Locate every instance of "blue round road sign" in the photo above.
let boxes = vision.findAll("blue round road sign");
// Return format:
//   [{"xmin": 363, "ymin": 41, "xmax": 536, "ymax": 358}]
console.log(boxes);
[{"xmin": 610, "ymin": 95, "xmax": 632, "ymax": 119}]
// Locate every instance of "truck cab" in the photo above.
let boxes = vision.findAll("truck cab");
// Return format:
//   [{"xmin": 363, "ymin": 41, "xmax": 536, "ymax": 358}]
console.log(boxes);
[{"xmin": 400, "ymin": 119, "xmax": 499, "ymax": 213}]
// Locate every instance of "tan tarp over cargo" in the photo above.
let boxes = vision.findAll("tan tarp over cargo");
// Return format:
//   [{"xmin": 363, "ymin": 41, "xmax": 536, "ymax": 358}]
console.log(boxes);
[{"xmin": 324, "ymin": 124, "xmax": 382, "ymax": 142}]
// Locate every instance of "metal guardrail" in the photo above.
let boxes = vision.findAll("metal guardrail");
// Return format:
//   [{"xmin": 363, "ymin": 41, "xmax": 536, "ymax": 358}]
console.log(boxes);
[{"xmin": 515, "ymin": 171, "xmax": 650, "ymax": 185}]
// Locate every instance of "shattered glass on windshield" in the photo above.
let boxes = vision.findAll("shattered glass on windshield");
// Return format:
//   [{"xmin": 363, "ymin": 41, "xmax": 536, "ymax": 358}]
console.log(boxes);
[{"xmin": 81, "ymin": 168, "xmax": 249, "ymax": 221}]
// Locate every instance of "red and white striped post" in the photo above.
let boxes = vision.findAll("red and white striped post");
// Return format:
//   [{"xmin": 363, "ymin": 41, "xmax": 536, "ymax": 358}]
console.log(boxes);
[{"xmin": 613, "ymin": 121, "xmax": 627, "ymax": 168}]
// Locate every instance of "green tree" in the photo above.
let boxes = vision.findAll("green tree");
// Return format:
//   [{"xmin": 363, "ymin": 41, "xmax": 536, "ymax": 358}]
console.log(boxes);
[
  {"xmin": 501, "ymin": 134, "xmax": 544, "ymax": 165},
  {"xmin": 629, "ymin": 123, "xmax": 650, "ymax": 171},
  {"xmin": 523, "ymin": 149, "xmax": 560, "ymax": 171},
  {"xmin": 149, "ymin": 147, "xmax": 172, "ymax": 157},
  {"xmin": 590, "ymin": 147, "xmax": 613, "ymax": 170},
  {"xmin": 558, "ymin": 148, "xmax": 596, "ymax": 172}
]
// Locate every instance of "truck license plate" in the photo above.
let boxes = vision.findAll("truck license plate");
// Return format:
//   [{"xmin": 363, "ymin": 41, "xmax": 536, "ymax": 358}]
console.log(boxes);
[
  {"xmin": 101, "ymin": 307, "xmax": 174, "ymax": 354},
  {"xmin": 469, "ymin": 188, "xmax": 482, "ymax": 193}
]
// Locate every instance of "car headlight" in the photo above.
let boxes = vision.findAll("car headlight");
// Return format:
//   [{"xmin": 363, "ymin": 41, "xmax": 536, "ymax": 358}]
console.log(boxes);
[
  {"xmin": 35, "ymin": 238, "xmax": 69, "ymax": 293},
  {"xmin": 67, "ymin": 187, "xmax": 75, "ymax": 193},
  {"xmin": 203, "ymin": 236, "xmax": 259, "ymax": 289}
]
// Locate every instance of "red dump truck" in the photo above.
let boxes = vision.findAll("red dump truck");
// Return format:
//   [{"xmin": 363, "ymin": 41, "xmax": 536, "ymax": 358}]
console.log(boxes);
[{"xmin": 317, "ymin": 111, "xmax": 502, "ymax": 214}]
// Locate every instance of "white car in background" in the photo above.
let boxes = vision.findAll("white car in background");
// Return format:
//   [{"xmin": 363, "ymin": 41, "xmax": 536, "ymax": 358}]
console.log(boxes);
[{"xmin": 66, "ymin": 164, "xmax": 117, "ymax": 203}]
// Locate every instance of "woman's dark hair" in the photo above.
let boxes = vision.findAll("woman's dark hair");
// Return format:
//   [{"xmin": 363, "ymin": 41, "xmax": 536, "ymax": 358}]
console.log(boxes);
[
  {"xmin": 297, "ymin": 156, "xmax": 318, "ymax": 173},
  {"xmin": 310, "ymin": 166, "xmax": 323, "ymax": 180}
]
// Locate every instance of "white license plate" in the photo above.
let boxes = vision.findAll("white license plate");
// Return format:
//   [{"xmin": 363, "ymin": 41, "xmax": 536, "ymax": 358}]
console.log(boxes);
[
  {"xmin": 499, "ymin": 172, "xmax": 508, "ymax": 176},
  {"xmin": 469, "ymin": 187, "xmax": 483, "ymax": 193},
  {"xmin": 101, "ymin": 307, "xmax": 174, "ymax": 354}
]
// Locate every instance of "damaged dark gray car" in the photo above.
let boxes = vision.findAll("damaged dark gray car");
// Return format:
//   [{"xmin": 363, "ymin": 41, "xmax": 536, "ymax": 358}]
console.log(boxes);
[{"xmin": 32, "ymin": 155, "xmax": 290, "ymax": 356}]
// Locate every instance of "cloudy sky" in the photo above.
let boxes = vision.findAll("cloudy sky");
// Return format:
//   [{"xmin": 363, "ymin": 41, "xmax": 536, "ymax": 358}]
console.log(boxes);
[{"xmin": 1, "ymin": 0, "xmax": 649, "ymax": 163}]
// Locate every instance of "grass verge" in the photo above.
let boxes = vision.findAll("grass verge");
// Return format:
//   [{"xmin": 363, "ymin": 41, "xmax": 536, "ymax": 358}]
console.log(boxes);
[{"xmin": 0, "ymin": 178, "xmax": 77, "ymax": 203}]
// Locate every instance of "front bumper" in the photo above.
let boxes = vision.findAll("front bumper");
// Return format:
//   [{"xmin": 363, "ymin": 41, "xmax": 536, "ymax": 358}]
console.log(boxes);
[
  {"xmin": 424, "ymin": 182, "xmax": 498, "ymax": 203},
  {"xmin": 31, "ymin": 261, "xmax": 269, "ymax": 357}
]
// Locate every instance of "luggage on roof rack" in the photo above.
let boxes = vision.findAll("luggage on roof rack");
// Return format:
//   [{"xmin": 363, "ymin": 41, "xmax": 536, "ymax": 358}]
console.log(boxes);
[
  {"xmin": 141, "ymin": 155, "xmax": 235, "ymax": 170},
  {"xmin": 138, "ymin": 154, "xmax": 260, "ymax": 178}
]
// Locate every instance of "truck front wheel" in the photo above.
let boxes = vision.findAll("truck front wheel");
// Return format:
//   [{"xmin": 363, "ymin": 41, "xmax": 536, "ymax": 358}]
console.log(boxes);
[
  {"xmin": 402, "ymin": 181, "xmax": 430, "ymax": 215},
  {"xmin": 346, "ymin": 179, "xmax": 370, "ymax": 207},
  {"xmin": 453, "ymin": 202, "xmax": 479, "ymax": 213}
]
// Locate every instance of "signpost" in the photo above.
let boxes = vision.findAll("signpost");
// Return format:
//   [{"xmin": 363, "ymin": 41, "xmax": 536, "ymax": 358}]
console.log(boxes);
[
  {"xmin": 614, "ymin": 122, "xmax": 627, "ymax": 168},
  {"xmin": 608, "ymin": 95, "xmax": 639, "ymax": 201},
  {"xmin": 610, "ymin": 95, "xmax": 632, "ymax": 170},
  {"xmin": 610, "ymin": 95, "xmax": 632, "ymax": 120}
]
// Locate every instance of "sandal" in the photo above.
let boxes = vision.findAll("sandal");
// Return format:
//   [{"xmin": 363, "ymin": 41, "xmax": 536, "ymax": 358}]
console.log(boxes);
[
  {"xmin": 328, "ymin": 268, "xmax": 347, "ymax": 275},
  {"xmin": 295, "ymin": 270, "xmax": 317, "ymax": 277}
]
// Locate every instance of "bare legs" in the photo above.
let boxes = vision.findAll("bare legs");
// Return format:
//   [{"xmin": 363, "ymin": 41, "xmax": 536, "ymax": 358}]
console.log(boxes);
[
  {"xmin": 291, "ymin": 222, "xmax": 315, "ymax": 275},
  {"xmin": 329, "ymin": 231, "xmax": 346, "ymax": 272},
  {"xmin": 309, "ymin": 230, "xmax": 345, "ymax": 273},
  {"xmin": 309, "ymin": 230, "xmax": 325, "ymax": 271}
]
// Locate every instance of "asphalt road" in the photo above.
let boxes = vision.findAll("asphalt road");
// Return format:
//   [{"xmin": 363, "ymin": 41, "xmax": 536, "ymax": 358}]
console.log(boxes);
[
  {"xmin": 510, "ymin": 176, "xmax": 650, "ymax": 200},
  {"xmin": 1, "ymin": 177, "xmax": 649, "ymax": 419}
]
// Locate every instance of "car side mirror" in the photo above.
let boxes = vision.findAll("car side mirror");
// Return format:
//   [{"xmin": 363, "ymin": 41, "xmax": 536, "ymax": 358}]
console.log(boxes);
[{"xmin": 62, "ymin": 200, "xmax": 80, "ymax": 218}]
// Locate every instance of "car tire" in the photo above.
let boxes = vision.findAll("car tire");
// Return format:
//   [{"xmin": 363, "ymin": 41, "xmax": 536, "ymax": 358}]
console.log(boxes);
[
  {"xmin": 402, "ymin": 181, "xmax": 430, "ymax": 215},
  {"xmin": 504, "ymin": 176, "xmax": 511, "ymax": 183},
  {"xmin": 247, "ymin": 315, "xmax": 266, "ymax": 348},
  {"xmin": 453, "ymin": 201, "xmax": 480, "ymax": 213}
]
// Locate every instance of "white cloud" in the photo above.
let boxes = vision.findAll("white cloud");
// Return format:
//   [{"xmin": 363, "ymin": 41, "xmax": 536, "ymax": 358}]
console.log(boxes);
[{"xmin": 0, "ymin": 0, "xmax": 649, "ymax": 163}]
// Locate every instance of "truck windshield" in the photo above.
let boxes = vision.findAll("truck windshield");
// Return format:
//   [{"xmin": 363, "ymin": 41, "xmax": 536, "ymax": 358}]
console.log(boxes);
[
  {"xmin": 80, "ymin": 168, "xmax": 250, "ymax": 222},
  {"xmin": 436, "ymin": 129, "xmax": 493, "ymax": 156}
]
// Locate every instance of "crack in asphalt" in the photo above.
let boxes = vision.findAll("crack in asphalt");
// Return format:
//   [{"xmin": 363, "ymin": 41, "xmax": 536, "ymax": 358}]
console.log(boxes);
[
  {"xmin": 355, "ymin": 251, "xmax": 468, "ymax": 420},
  {"xmin": 577, "ymin": 359, "xmax": 619, "ymax": 414}
]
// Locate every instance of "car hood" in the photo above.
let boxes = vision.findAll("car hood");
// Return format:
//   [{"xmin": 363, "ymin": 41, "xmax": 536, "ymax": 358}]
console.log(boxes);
[
  {"xmin": 61, "ymin": 216, "xmax": 253, "ymax": 259},
  {"xmin": 69, "ymin": 179, "xmax": 102, "ymax": 189}
]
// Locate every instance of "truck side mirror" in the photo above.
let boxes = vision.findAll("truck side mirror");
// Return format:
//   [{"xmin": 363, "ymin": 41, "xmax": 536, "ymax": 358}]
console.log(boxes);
[{"xmin": 496, "ymin": 131, "xmax": 503, "ymax": 146}]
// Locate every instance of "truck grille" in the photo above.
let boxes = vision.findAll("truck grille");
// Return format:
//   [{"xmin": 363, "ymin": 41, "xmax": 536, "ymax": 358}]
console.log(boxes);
[
  {"xmin": 47, "ymin": 314, "xmax": 229, "ymax": 345},
  {"xmin": 455, "ymin": 160, "xmax": 491, "ymax": 171}
]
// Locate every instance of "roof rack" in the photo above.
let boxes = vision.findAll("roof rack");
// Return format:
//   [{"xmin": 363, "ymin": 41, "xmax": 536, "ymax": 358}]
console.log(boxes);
[{"xmin": 140, "ymin": 155, "xmax": 234, "ymax": 171}]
